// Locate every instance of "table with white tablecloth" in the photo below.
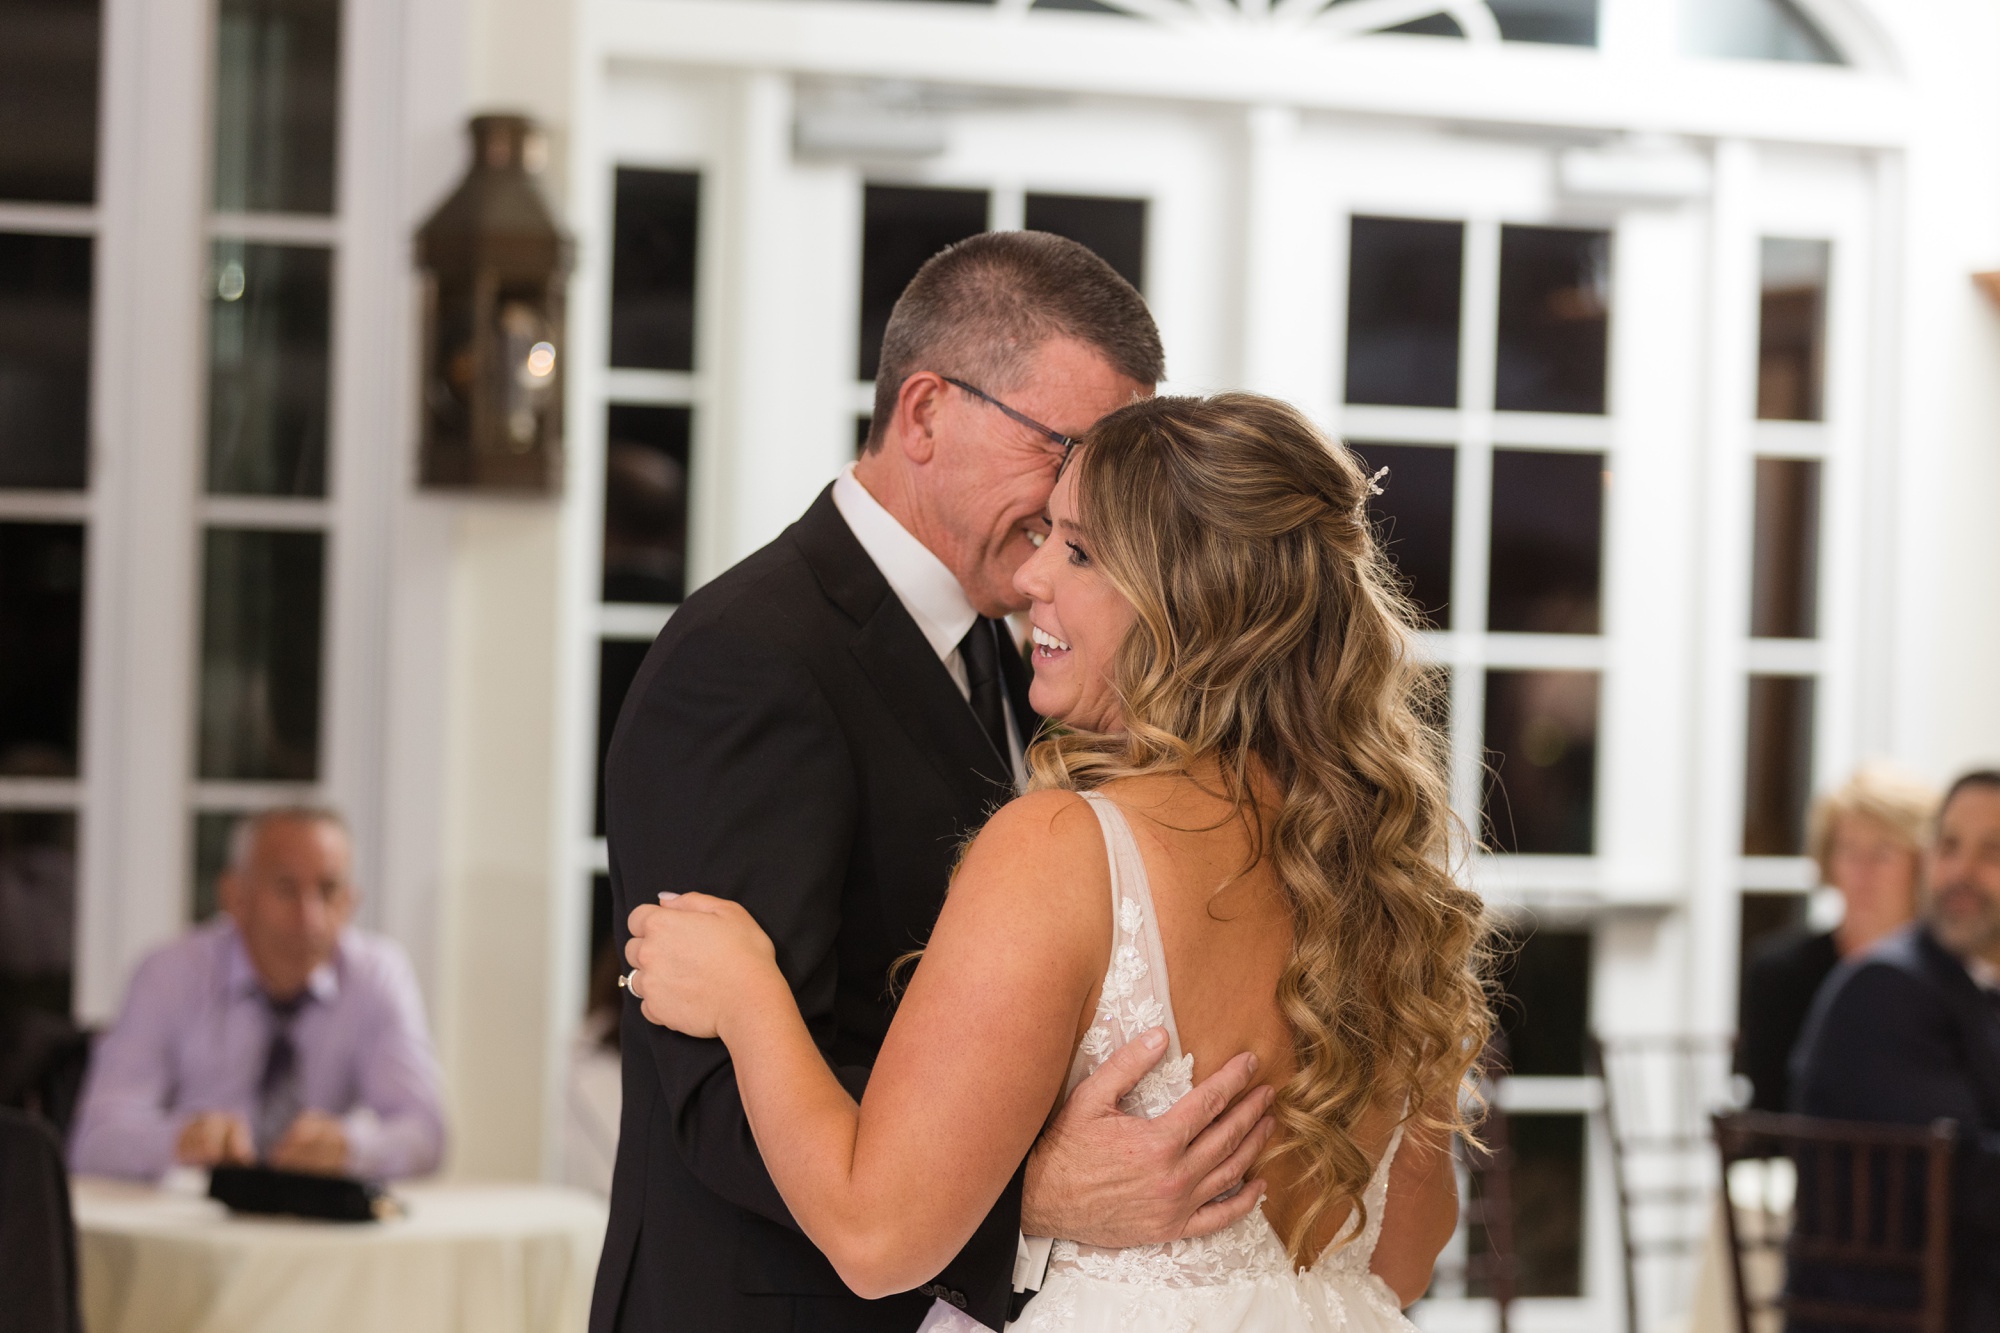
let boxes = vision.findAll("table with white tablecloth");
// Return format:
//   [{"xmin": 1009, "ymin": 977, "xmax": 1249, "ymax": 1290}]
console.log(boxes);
[{"xmin": 72, "ymin": 1177, "xmax": 608, "ymax": 1333}]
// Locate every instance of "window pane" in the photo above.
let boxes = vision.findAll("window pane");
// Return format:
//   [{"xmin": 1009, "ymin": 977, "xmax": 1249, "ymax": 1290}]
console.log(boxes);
[
  {"xmin": 206, "ymin": 241, "xmax": 331, "ymax": 496},
  {"xmin": 190, "ymin": 810, "xmax": 244, "ymax": 923},
  {"xmin": 596, "ymin": 638, "xmax": 651, "ymax": 836},
  {"xmin": 609, "ymin": 168, "xmax": 699, "ymax": 372},
  {"xmin": 1738, "ymin": 890, "xmax": 1809, "ymax": 994},
  {"xmin": 0, "ymin": 0, "xmax": 99, "ymax": 203},
  {"xmin": 1489, "ymin": 0, "xmax": 1597, "ymax": 45},
  {"xmin": 1757, "ymin": 238, "xmax": 1829, "ymax": 421},
  {"xmin": 1023, "ymin": 192, "xmax": 1146, "ymax": 293},
  {"xmin": 1750, "ymin": 456, "xmax": 1821, "ymax": 638},
  {"xmin": 1344, "ymin": 216, "xmax": 1462, "ymax": 409},
  {"xmin": 1742, "ymin": 674, "xmax": 1814, "ymax": 856},
  {"xmin": 1496, "ymin": 224, "xmax": 1610, "ymax": 415},
  {"xmin": 1483, "ymin": 669, "xmax": 1598, "ymax": 855},
  {"xmin": 1492, "ymin": 925, "xmax": 1592, "ymax": 1076},
  {"xmin": 1351, "ymin": 441, "xmax": 1454, "ymax": 628},
  {"xmin": 855, "ymin": 415, "xmax": 872, "ymax": 457},
  {"xmin": 1487, "ymin": 449, "xmax": 1603, "ymax": 634},
  {"xmin": 213, "ymin": 0, "xmax": 340, "ymax": 214},
  {"xmin": 0, "ymin": 809, "xmax": 76, "ymax": 1017},
  {"xmin": 197, "ymin": 528, "xmax": 324, "ymax": 781},
  {"xmin": 602, "ymin": 404, "xmax": 690, "ymax": 605},
  {"xmin": 1476, "ymin": 1113, "xmax": 1586, "ymax": 1296},
  {"xmin": 859, "ymin": 184, "xmax": 988, "ymax": 381},
  {"xmin": 0, "ymin": 232, "xmax": 92, "ymax": 489},
  {"xmin": 0, "ymin": 522, "xmax": 84, "ymax": 777},
  {"xmin": 1685, "ymin": 0, "xmax": 1843, "ymax": 64}
]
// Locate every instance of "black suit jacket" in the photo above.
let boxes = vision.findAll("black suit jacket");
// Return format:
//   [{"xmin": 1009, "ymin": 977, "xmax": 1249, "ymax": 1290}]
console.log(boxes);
[
  {"xmin": 1737, "ymin": 929, "xmax": 1841, "ymax": 1113},
  {"xmin": 589, "ymin": 488, "xmax": 1038, "ymax": 1333},
  {"xmin": 1791, "ymin": 925, "xmax": 2000, "ymax": 1331}
]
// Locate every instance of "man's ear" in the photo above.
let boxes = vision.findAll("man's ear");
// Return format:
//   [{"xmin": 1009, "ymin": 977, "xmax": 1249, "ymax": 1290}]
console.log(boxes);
[{"xmin": 893, "ymin": 372, "xmax": 946, "ymax": 465}]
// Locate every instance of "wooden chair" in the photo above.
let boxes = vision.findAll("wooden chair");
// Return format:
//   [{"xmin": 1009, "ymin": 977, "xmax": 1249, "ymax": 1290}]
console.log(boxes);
[
  {"xmin": 1711, "ymin": 1110, "xmax": 1956, "ymax": 1333},
  {"xmin": 1591, "ymin": 1033, "xmax": 1741, "ymax": 1333}
]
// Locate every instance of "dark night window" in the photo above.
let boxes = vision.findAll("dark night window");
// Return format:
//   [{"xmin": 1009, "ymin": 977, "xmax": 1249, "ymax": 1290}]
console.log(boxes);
[
  {"xmin": 859, "ymin": 184, "xmax": 989, "ymax": 382},
  {"xmin": 1351, "ymin": 441, "xmax": 1455, "ymax": 629},
  {"xmin": 609, "ymin": 169, "xmax": 700, "ymax": 372},
  {"xmin": 0, "ymin": 809, "xmax": 77, "ymax": 1018},
  {"xmin": 1344, "ymin": 216, "xmax": 1463, "ymax": 409},
  {"xmin": 1496, "ymin": 224, "xmax": 1610, "ymax": 415},
  {"xmin": 1743, "ymin": 674, "xmax": 1815, "ymax": 856},
  {"xmin": 197, "ymin": 528, "xmax": 325, "ymax": 781},
  {"xmin": 190, "ymin": 810, "xmax": 244, "ymax": 922},
  {"xmin": 213, "ymin": 0, "xmax": 341, "ymax": 214},
  {"xmin": 0, "ymin": 232, "xmax": 92, "ymax": 489},
  {"xmin": 596, "ymin": 638, "xmax": 652, "ymax": 836},
  {"xmin": 0, "ymin": 522, "xmax": 85, "ymax": 776},
  {"xmin": 206, "ymin": 241, "xmax": 332, "ymax": 496},
  {"xmin": 1749, "ymin": 457, "xmax": 1821, "ymax": 639},
  {"xmin": 1483, "ymin": 669, "xmax": 1599, "ymax": 855},
  {"xmin": 601, "ymin": 404, "xmax": 690, "ymax": 606},
  {"xmin": 0, "ymin": 0, "xmax": 101, "ymax": 203},
  {"xmin": 1756, "ymin": 238, "xmax": 1829, "ymax": 421},
  {"xmin": 1488, "ymin": 0, "xmax": 1597, "ymax": 46},
  {"xmin": 1024, "ymin": 192, "xmax": 1146, "ymax": 293},
  {"xmin": 1487, "ymin": 450, "xmax": 1604, "ymax": 635}
]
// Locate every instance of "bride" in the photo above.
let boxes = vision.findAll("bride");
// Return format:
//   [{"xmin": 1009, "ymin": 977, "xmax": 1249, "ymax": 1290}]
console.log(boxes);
[{"xmin": 624, "ymin": 392, "xmax": 1492, "ymax": 1331}]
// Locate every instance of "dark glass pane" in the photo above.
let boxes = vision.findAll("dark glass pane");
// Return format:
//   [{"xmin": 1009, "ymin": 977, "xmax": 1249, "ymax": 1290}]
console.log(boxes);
[
  {"xmin": 1490, "ymin": 0, "xmax": 1597, "ymax": 46},
  {"xmin": 190, "ymin": 810, "xmax": 244, "ymax": 923},
  {"xmin": 0, "ymin": 232, "xmax": 91, "ymax": 489},
  {"xmin": 1686, "ymin": 0, "xmax": 1843, "ymax": 64},
  {"xmin": 1483, "ymin": 669, "xmax": 1598, "ymax": 855},
  {"xmin": 859, "ymin": 184, "xmax": 988, "ymax": 381},
  {"xmin": 0, "ymin": 809, "xmax": 76, "ymax": 1018},
  {"xmin": 1738, "ymin": 890, "xmax": 1809, "ymax": 997},
  {"xmin": 1031, "ymin": 0, "xmax": 1126, "ymax": 11},
  {"xmin": 1024, "ymin": 193, "xmax": 1146, "ymax": 293},
  {"xmin": 1496, "ymin": 225, "xmax": 1610, "ymax": 415},
  {"xmin": 0, "ymin": 0, "xmax": 99, "ymax": 203},
  {"xmin": 1474, "ymin": 1114, "xmax": 1586, "ymax": 1296},
  {"xmin": 602, "ymin": 404, "xmax": 690, "ymax": 605},
  {"xmin": 197, "ymin": 528, "xmax": 324, "ymax": 780},
  {"xmin": 609, "ymin": 169, "xmax": 700, "ymax": 371},
  {"xmin": 1750, "ymin": 456, "xmax": 1821, "ymax": 638},
  {"xmin": 855, "ymin": 415, "xmax": 873, "ymax": 457},
  {"xmin": 1743, "ymin": 674, "xmax": 1815, "ymax": 856},
  {"xmin": 1492, "ymin": 925, "xmax": 1592, "ymax": 1076},
  {"xmin": 213, "ymin": 0, "xmax": 340, "ymax": 214},
  {"xmin": 1382, "ymin": 11, "xmax": 1462, "ymax": 35},
  {"xmin": 0, "ymin": 522, "xmax": 83, "ymax": 776},
  {"xmin": 206, "ymin": 241, "xmax": 331, "ymax": 496},
  {"xmin": 1344, "ymin": 216, "xmax": 1462, "ymax": 409},
  {"xmin": 596, "ymin": 638, "xmax": 651, "ymax": 836},
  {"xmin": 1351, "ymin": 441, "xmax": 1454, "ymax": 628},
  {"xmin": 1757, "ymin": 238, "xmax": 1829, "ymax": 421},
  {"xmin": 1487, "ymin": 449, "xmax": 1603, "ymax": 634}
]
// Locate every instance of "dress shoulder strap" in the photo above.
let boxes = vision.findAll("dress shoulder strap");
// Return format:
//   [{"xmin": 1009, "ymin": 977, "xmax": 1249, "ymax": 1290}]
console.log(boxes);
[{"xmin": 1070, "ymin": 792, "xmax": 1186, "ymax": 1090}]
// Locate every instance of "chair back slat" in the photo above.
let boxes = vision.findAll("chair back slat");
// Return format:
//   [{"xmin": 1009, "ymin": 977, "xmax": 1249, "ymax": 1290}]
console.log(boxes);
[{"xmin": 1711, "ymin": 1111, "xmax": 1956, "ymax": 1333}]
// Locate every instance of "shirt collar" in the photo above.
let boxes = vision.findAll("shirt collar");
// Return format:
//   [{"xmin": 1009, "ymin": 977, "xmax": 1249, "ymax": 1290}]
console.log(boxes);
[
  {"xmin": 1967, "ymin": 955, "xmax": 2000, "ymax": 994},
  {"xmin": 831, "ymin": 463, "xmax": 978, "ymax": 663},
  {"xmin": 221, "ymin": 917, "xmax": 340, "ymax": 1006}
]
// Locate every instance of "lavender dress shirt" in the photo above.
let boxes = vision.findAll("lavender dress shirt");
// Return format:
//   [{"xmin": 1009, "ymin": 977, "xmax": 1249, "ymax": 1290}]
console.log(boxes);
[{"xmin": 68, "ymin": 917, "xmax": 446, "ymax": 1181}]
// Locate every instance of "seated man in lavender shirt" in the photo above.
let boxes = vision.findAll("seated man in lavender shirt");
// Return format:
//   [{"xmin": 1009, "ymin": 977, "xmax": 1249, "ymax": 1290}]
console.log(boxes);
[{"xmin": 69, "ymin": 808, "xmax": 444, "ymax": 1180}]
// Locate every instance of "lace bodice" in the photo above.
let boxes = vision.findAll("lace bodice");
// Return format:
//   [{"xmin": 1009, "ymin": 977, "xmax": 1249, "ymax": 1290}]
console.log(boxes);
[{"xmin": 1043, "ymin": 792, "xmax": 1404, "ymax": 1293}]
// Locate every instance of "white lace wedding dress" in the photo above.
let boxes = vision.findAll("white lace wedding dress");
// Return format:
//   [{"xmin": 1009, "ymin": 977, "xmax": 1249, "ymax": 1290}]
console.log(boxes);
[{"xmin": 1009, "ymin": 792, "xmax": 1417, "ymax": 1333}]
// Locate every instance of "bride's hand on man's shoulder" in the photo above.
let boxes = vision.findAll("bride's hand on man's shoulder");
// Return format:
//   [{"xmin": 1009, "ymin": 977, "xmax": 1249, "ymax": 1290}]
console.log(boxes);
[{"xmin": 625, "ymin": 894, "xmax": 779, "ymax": 1040}]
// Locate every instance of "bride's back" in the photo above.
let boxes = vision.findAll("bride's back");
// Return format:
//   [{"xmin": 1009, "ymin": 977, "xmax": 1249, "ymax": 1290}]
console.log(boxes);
[{"xmin": 1077, "ymin": 769, "xmax": 1400, "ymax": 1262}]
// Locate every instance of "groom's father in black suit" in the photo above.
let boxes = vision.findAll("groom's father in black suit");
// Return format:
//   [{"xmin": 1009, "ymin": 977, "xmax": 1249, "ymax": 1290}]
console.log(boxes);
[
  {"xmin": 1792, "ymin": 770, "xmax": 2000, "ymax": 1331},
  {"xmin": 592, "ymin": 232, "xmax": 1272, "ymax": 1333}
]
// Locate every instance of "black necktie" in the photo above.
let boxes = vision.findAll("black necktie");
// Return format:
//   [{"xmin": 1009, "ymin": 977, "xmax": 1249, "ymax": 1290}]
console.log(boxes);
[
  {"xmin": 958, "ymin": 618, "xmax": 1011, "ymax": 763},
  {"xmin": 255, "ymin": 992, "xmax": 307, "ymax": 1157}
]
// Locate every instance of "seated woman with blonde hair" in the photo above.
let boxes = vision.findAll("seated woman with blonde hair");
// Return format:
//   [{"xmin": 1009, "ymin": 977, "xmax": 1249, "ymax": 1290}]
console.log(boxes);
[{"xmin": 624, "ymin": 393, "xmax": 1492, "ymax": 1330}]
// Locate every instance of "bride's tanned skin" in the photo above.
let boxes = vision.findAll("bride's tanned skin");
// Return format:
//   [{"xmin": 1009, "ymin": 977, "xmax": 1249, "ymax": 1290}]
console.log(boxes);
[{"xmin": 627, "ymin": 467, "xmax": 1460, "ymax": 1302}]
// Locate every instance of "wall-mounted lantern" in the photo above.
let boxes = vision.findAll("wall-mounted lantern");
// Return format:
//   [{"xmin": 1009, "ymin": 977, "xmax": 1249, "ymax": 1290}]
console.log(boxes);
[{"xmin": 416, "ymin": 114, "xmax": 572, "ymax": 493}]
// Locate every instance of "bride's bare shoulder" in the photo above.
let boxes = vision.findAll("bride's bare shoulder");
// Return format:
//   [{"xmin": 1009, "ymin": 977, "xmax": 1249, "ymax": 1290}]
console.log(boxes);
[{"xmin": 951, "ymin": 789, "xmax": 1109, "ymax": 915}]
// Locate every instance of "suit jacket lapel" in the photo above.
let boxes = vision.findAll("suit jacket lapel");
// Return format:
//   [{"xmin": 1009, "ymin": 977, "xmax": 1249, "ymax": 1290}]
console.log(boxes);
[
  {"xmin": 1919, "ymin": 929, "xmax": 2000, "ymax": 1125},
  {"xmin": 790, "ymin": 489, "xmax": 1017, "ymax": 812}
]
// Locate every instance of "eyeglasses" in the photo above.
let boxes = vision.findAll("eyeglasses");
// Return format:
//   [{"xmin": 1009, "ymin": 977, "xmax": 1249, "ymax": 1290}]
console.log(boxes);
[{"xmin": 941, "ymin": 376, "xmax": 1080, "ymax": 478}]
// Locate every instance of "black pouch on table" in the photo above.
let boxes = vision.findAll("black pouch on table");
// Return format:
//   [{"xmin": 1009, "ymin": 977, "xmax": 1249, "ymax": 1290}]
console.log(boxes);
[{"xmin": 207, "ymin": 1165, "xmax": 392, "ymax": 1222}]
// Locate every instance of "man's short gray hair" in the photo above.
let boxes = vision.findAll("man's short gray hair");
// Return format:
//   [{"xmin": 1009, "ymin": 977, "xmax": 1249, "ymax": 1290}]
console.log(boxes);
[
  {"xmin": 227, "ymin": 806, "xmax": 351, "ymax": 873},
  {"xmin": 865, "ymin": 230, "xmax": 1164, "ymax": 453}
]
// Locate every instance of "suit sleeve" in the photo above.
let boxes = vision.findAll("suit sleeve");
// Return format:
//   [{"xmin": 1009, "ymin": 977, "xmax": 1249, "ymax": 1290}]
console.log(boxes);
[
  {"xmin": 1793, "ymin": 962, "xmax": 2000, "ymax": 1243},
  {"xmin": 606, "ymin": 618, "xmax": 860, "ymax": 1230}
]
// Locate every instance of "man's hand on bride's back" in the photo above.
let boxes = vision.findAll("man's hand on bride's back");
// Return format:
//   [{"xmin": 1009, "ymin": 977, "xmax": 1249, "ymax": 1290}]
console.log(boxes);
[{"xmin": 1021, "ymin": 1028, "xmax": 1277, "ymax": 1247}]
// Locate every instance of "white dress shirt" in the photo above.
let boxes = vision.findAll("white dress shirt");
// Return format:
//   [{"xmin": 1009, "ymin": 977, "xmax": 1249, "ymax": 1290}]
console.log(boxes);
[
  {"xmin": 832, "ymin": 464, "xmax": 1028, "ymax": 789},
  {"xmin": 831, "ymin": 464, "xmax": 1049, "ymax": 1294}
]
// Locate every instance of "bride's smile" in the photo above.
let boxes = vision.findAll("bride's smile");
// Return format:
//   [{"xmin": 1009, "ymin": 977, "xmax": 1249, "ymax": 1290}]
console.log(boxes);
[{"xmin": 1014, "ymin": 466, "xmax": 1135, "ymax": 735}]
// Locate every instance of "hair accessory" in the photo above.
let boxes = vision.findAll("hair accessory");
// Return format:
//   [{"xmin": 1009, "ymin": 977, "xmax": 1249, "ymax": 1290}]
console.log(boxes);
[{"xmin": 1364, "ymin": 466, "xmax": 1389, "ymax": 498}]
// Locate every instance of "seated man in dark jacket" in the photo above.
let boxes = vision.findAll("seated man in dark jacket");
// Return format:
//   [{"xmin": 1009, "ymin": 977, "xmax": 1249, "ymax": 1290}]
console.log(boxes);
[{"xmin": 1792, "ymin": 770, "xmax": 2000, "ymax": 1332}]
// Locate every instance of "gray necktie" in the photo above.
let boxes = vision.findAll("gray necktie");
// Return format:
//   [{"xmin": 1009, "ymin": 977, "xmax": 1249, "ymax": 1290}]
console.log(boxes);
[{"xmin": 255, "ymin": 992, "xmax": 307, "ymax": 1158}]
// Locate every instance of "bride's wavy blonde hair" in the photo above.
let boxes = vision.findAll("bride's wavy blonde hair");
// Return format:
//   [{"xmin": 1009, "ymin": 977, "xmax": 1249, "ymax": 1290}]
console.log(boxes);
[{"xmin": 1028, "ymin": 393, "xmax": 1491, "ymax": 1263}]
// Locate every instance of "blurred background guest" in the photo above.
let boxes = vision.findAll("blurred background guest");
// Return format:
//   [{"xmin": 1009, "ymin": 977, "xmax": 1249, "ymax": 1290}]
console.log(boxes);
[
  {"xmin": 1736, "ymin": 764, "xmax": 1937, "ymax": 1112},
  {"xmin": 559, "ymin": 943, "xmax": 624, "ymax": 1197},
  {"xmin": 67, "ymin": 809, "xmax": 444, "ymax": 1180},
  {"xmin": 1791, "ymin": 770, "xmax": 2000, "ymax": 1331}
]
